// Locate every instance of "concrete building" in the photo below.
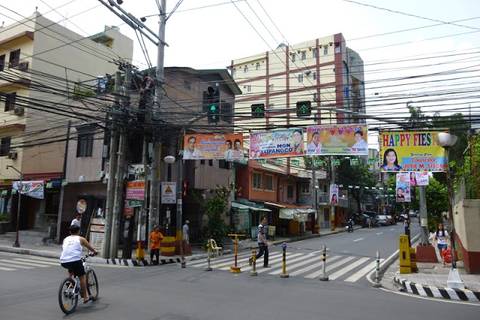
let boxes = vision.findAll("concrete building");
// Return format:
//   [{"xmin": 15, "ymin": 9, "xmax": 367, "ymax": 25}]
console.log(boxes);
[{"xmin": 0, "ymin": 12, "xmax": 133, "ymax": 238}]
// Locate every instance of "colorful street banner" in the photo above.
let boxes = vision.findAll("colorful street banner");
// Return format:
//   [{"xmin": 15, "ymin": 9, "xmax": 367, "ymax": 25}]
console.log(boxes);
[
  {"xmin": 306, "ymin": 125, "xmax": 368, "ymax": 156},
  {"xmin": 409, "ymin": 172, "xmax": 430, "ymax": 187},
  {"xmin": 379, "ymin": 131, "xmax": 446, "ymax": 172},
  {"xmin": 249, "ymin": 128, "xmax": 304, "ymax": 159},
  {"xmin": 396, "ymin": 173, "xmax": 411, "ymax": 203},
  {"xmin": 329, "ymin": 184, "xmax": 339, "ymax": 206},
  {"xmin": 126, "ymin": 180, "xmax": 145, "ymax": 200},
  {"xmin": 12, "ymin": 180, "xmax": 44, "ymax": 199},
  {"xmin": 183, "ymin": 133, "xmax": 244, "ymax": 160}
]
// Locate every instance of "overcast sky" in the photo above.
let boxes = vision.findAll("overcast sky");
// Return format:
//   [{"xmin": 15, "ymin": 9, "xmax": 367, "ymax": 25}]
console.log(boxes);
[{"xmin": 2, "ymin": 0, "xmax": 480, "ymax": 146}]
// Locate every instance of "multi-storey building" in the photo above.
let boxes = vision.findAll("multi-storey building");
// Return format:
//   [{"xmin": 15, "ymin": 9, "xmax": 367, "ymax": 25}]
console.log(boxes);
[{"xmin": 0, "ymin": 12, "xmax": 132, "ymax": 238}]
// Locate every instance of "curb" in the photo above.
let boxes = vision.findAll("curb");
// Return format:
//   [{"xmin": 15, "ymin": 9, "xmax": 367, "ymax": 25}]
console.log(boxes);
[
  {"xmin": 106, "ymin": 257, "xmax": 182, "ymax": 267},
  {"xmin": 393, "ymin": 275, "xmax": 480, "ymax": 302}
]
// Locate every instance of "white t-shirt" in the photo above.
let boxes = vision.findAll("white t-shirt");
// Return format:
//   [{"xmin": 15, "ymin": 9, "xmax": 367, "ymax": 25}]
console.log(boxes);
[
  {"xmin": 436, "ymin": 230, "xmax": 448, "ymax": 245},
  {"xmin": 60, "ymin": 235, "xmax": 83, "ymax": 263}
]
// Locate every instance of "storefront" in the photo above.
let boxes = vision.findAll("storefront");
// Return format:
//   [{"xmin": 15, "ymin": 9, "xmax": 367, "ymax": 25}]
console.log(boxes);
[{"xmin": 231, "ymin": 200, "xmax": 271, "ymax": 239}]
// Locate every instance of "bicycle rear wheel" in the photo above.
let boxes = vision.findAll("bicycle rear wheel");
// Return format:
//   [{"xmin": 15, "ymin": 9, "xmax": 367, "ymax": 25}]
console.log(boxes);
[
  {"xmin": 58, "ymin": 278, "xmax": 78, "ymax": 314},
  {"xmin": 86, "ymin": 269, "xmax": 99, "ymax": 301}
]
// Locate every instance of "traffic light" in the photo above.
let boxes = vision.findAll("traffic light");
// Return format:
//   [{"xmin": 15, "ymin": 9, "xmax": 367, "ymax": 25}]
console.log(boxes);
[
  {"xmin": 204, "ymin": 86, "xmax": 220, "ymax": 123},
  {"xmin": 251, "ymin": 103, "xmax": 265, "ymax": 118},
  {"xmin": 296, "ymin": 100, "xmax": 312, "ymax": 117}
]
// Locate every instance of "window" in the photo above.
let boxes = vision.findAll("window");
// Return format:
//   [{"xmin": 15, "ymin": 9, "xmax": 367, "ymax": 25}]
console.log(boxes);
[
  {"xmin": 263, "ymin": 174, "xmax": 273, "ymax": 191},
  {"xmin": 297, "ymin": 74, "xmax": 303, "ymax": 83},
  {"xmin": 4, "ymin": 93, "xmax": 16, "ymax": 112},
  {"xmin": 243, "ymin": 65, "xmax": 248, "ymax": 73},
  {"xmin": 312, "ymin": 48, "xmax": 318, "ymax": 58},
  {"xmin": 252, "ymin": 172, "xmax": 262, "ymax": 189},
  {"xmin": 300, "ymin": 183, "xmax": 310, "ymax": 194},
  {"xmin": 219, "ymin": 160, "xmax": 230, "ymax": 169},
  {"xmin": 244, "ymin": 85, "xmax": 251, "ymax": 92},
  {"xmin": 0, "ymin": 55, "xmax": 5, "ymax": 72},
  {"xmin": 300, "ymin": 51, "xmax": 306, "ymax": 60},
  {"xmin": 255, "ymin": 62, "xmax": 260, "ymax": 70},
  {"xmin": 323, "ymin": 46, "xmax": 328, "ymax": 56},
  {"xmin": 9, "ymin": 49, "xmax": 20, "ymax": 68},
  {"xmin": 76, "ymin": 126, "xmax": 94, "ymax": 157},
  {"xmin": 335, "ymin": 42, "xmax": 341, "ymax": 54},
  {"xmin": 208, "ymin": 159, "xmax": 213, "ymax": 166},
  {"xmin": 0, "ymin": 137, "xmax": 11, "ymax": 156},
  {"xmin": 290, "ymin": 53, "xmax": 296, "ymax": 62},
  {"xmin": 313, "ymin": 93, "xmax": 318, "ymax": 102},
  {"xmin": 200, "ymin": 160, "xmax": 205, "ymax": 165},
  {"xmin": 287, "ymin": 185, "xmax": 294, "ymax": 198},
  {"xmin": 312, "ymin": 71, "xmax": 317, "ymax": 80}
]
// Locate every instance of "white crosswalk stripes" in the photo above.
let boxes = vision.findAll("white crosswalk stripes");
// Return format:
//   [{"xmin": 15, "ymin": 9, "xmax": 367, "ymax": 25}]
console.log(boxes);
[
  {"xmin": 190, "ymin": 251, "xmax": 377, "ymax": 283},
  {"xmin": 0, "ymin": 256, "xmax": 59, "ymax": 272}
]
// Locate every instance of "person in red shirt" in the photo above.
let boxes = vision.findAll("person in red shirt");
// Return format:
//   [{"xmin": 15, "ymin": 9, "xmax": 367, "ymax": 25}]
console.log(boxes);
[{"xmin": 149, "ymin": 226, "xmax": 164, "ymax": 265}]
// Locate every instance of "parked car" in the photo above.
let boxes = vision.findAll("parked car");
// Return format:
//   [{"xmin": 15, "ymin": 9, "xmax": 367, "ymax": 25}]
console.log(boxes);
[
  {"xmin": 354, "ymin": 212, "xmax": 378, "ymax": 227},
  {"xmin": 375, "ymin": 214, "xmax": 390, "ymax": 226}
]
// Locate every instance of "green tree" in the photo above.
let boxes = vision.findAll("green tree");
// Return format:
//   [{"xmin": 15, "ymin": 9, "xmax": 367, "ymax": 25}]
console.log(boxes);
[
  {"xmin": 424, "ymin": 178, "xmax": 448, "ymax": 231},
  {"xmin": 203, "ymin": 186, "xmax": 230, "ymax": 245}
]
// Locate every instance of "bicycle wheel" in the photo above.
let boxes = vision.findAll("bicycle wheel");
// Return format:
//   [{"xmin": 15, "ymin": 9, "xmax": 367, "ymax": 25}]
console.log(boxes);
[
  {"xmin": 58, "ymin": 278, "xmax": 78, "ymax": 314},
  {"xmin": 86, "ymin": 269, "xmax": 99, "ymax": 301}
]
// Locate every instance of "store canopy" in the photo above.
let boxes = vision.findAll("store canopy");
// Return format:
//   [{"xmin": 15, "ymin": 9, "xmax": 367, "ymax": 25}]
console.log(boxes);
[
  {"xmin": 231, "ymin": 202, "xmax": 271, "ymax": 212},
  {"xmin": 279, "ymin": 208, "xmax": 315, "ymax": 221}
]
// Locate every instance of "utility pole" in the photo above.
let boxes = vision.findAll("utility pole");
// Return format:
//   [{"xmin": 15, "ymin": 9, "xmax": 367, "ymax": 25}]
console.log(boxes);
[
  {"xmin": 149, "ymin": 0, "xmax": 167, "ymax": 236},
  {"xmin": 330, "ymin": 156, "xmax": 336, "ymax": 231},
  {"xmin": 418, "ymin": 185, "xmax": 429, "ymax": 245},
  {"xmin": 56, "ymin": 120, "xmax": 71, "ymax": 243},
  {"xmin": 102, "ymin": 71, "xmax": 121, "ymax": 259},
  {"xmin": 311, "ymin": 167, "xmax": 318, "ymax": 233}
]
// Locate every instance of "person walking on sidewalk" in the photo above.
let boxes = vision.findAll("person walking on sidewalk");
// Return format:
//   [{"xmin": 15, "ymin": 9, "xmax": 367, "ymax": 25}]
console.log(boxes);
[
  {"xmin": 250, "ymin": 216, "xmax": 269, "ymax": 268},
  {"xmin": 435, "ymin": 223, "xmax": 449, "ymax": 252},
  {"xmin": 149, "ymin": 226, "xmax": 163, "ymax": 265}
]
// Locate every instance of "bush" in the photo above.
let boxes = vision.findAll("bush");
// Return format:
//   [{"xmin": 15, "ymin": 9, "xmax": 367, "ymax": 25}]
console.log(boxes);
[{"xmin": 0, "ymin": 213, "xmax": 9, "ymax": 222}]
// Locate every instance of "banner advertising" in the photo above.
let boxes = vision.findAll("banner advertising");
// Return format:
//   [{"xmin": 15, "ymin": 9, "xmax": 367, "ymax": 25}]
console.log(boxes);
[
  {"xmin": 379, "ymin": 131, "xmax": 446, "ymax": 172},
  {"xmin": 396, "ymin": 173, "xmax": 411, "ymax": 203},
  {"xmin": 12, "ymin": 181, "xmax": 44, "ymax": 199},
  {"xmin": 126, "ymin": 180, "xmax": 145, "ymax": 200},
  {"xmin": 409, "ymin": 172, "xmax": 429, "ymax": 187},
  {"xmin": 183, "ymin": 133, "xmax": 244, "ymax": 160},
  {"xmin": 249, "ymin": 128, "xmax": 304, "ymax": 159},
  {"xmin": 329, "ymin": 184, "xmax": 339, "ymax": 205},
  {"xmin": 306, "ymin": 125, "xmax": 368, "ymax": 156}
]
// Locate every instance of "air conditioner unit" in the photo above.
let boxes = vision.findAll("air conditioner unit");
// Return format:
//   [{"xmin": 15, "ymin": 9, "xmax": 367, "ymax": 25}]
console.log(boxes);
[
  {"xmin": 7, "ymin": 150, "xmax": 18, "ymax": 160},
  {"xmin": 13, "ymin": 106, "xmax": 24, "ymax": 116},
  {"xmin": 17, "ymin": 62, "xmax": 29, "ymax": 71}
]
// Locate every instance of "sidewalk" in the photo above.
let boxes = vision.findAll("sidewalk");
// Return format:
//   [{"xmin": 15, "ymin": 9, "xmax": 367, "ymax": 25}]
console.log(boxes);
[
  {"xmin": 380, "ymin": 243, "xmax": 480, "ymax": 303},
  {"xmin": 0, "ymin": 226, "xmax": 354, "ymax": 265}
]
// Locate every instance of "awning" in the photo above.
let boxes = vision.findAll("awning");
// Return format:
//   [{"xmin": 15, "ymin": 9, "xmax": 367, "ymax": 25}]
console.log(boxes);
[
  {"xmin": 279, "ymin": 208, "xmax": 315, "ymax": 221},
  {"xmin": 264, "ymin": 202, "xmax": 286, "ymax": 208},
  {"xmin": 231, "ymin": 202, "xmax": 271, "ymax": 212}
]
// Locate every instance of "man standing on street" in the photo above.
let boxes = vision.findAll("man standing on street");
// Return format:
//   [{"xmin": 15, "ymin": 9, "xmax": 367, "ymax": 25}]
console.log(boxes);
[
  {"xmin": 182, "ymin": 220, "xmax": 190, "ymax": 244},
  {"xmin": 250, "ymin": 216, "xmax": 269, "ymax": 268}
]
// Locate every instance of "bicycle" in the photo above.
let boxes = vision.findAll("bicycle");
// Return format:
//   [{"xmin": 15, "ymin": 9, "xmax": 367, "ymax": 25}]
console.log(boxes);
[{"xmin": 58, "ymin": 253, "xmax": 99, "ymax": 314}]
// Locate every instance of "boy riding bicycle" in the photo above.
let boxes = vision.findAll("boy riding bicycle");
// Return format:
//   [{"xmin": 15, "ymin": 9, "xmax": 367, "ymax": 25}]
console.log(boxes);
[{"xmin": 60, "ymin": 224, "xmax": 97, "ymax": 303}]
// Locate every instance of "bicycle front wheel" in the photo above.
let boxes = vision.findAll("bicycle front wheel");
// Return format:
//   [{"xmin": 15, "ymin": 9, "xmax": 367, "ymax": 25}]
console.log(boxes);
[
  {"xmin": 58, "ymin": 278, "xmax": 78, "ymax": 314},
  {"xmin": 86, "ymin": 269, "xmax": 99, "ymax": 301}
]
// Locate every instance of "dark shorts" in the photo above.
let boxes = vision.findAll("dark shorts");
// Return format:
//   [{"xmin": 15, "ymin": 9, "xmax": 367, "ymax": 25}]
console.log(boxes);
[{"xmin": 61, "ymin": 260, "xmax": 85, "ymax": 277}]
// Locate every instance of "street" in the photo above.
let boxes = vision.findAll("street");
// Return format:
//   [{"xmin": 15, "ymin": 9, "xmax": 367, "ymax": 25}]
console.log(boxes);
[{"xmin": 1, "ymin": 224, "xmax": 479, "ymax": 320}]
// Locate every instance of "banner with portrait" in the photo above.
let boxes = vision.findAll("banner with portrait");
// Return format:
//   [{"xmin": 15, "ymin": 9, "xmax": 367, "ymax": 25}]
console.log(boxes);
[
  {"xmin": 306, "ymin": 125, "xmax": 368, "ymax": 156},
  {"xmin": 12, "ymin": 180, "xmax": 44, "ymax": 199},
  {"xmin": 396, "ymin": 173, "xmax": 411, "ymax": 203},
  {"xmin": 409, "ymin": 172, "xmax": 429, "ymax": 187},
  {"xmin": 329, "ymin": 184, "xmax": 339, "ymax": 206},
  {"xmin": 249, "ymin": 128, "xmax": 304, "ymax": 159},
  {"xmin": 379, "ymin": 131, "xmax": 446, "ymax": 172},
  {"xmin": 183, "ymin": 133, "xmax": 244, "ymax": 160}
]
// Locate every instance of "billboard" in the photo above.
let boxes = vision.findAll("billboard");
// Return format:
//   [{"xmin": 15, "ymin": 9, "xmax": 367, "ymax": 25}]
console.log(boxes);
[
  {"xmin": 409, "ymin": 172, "xmax": 429, "ymax": 187},
  {"xmin": 379, "ymin": 131, "xmax": 446, "ymax": 172},
  {"xmin": 306, "ymin": 125, "xmax": 368, "ymax": 156},
  {"xmin": 249, "ymin": 128, "xmax": 304, "ymax": 159},
  {"xmin": 183, "ymin": 133, "xmax": 244, "ymax": 160},
  {"xmin": 329, "ymin": 184, "xmax": 339, "ymax": 206},
  {"xmin": 396, "ymin": 173, "xmax": 411, "ymax": 203}
]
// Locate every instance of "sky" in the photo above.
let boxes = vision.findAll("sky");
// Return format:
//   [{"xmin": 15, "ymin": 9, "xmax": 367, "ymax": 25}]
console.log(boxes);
[{"xmin": 2, "ymin": 0, "xmax": 480, "ymax": 147}]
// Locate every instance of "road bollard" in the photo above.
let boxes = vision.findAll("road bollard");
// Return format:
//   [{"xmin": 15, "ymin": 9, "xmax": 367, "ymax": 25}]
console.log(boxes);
[
  {"xmin": 280, "ymin": 242, "xmax": 289, "ymax": 278},
  {"xmin": 250, "ymin": 248, "xmax": 257, "ymax": 276},
  {"xmin": 205, "ymin": 240, "xmax": 212, "ymax": 271},
  {"xmin": 230, "ymin": 235, "xmax": 241, "ymax": 273},
  {"xmin": 373, "ymin": 250, "xmax": 381, "ymax": 287},
  {"xmin": 319, "ymin": 244, "xmax": 329, "ymax": 281}
]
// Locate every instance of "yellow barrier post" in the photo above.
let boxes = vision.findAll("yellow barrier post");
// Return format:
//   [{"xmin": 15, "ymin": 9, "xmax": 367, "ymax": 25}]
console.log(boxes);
[
  {"xmin": 135, "ymin": 240, "xmax": 144, "ymax": 261},
  {"xmin": 228, "ymin": 233, "xmax": 242, "ymax": 273},
  {"xmin": 280, "ymin": 242, "xmax": 289, "ymax": 278},
  {"xmin": 399, "ymin": 235, "xmax": 412, "ymax": 274},
  {"xmin": 205, "ymin": 240, "xmax": 212, "ymax": 271},
  {"xmin": 250, "ymin": 248, "xmax": 257, "ymax": 276}
]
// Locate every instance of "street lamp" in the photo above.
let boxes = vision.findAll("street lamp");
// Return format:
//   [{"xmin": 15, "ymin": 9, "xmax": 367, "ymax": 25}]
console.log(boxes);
[
  {"xmin": 438, "ymin": 132, "xmax": 464, "ymax": 289},
  {"xmin": 6, "ymin": 165, "xmax": 22, "ymax": 248}
]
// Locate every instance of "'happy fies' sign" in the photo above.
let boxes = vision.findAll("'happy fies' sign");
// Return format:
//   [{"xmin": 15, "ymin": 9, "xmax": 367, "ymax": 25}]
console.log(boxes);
[{"xmin": 379, "ymin": 131, "xmax": 446, "ymax": 172}]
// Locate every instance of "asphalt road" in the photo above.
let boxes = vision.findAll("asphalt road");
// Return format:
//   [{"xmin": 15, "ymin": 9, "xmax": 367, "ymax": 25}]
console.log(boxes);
[{"xmin": 1, "ymin": 223, "xmax": 478, "ymax": 320}]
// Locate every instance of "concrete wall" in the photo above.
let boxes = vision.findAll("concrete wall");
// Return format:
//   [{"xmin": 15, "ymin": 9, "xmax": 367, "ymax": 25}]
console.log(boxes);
[{"xmin": 454, "ymin": 199, "xmax": 480, "ymax": 273}]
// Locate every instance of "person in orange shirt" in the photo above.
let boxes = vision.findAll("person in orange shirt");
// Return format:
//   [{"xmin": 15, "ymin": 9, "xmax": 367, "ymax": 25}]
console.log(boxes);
[{"xmin": 149, "ymin": 226, "xmax": 163, "ymax": 265}]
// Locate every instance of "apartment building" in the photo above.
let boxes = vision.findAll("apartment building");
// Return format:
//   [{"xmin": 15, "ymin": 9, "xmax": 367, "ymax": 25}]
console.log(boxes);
[{"xmin": 0, "ymin": 12, "xmax": 133, "ymax": 235}]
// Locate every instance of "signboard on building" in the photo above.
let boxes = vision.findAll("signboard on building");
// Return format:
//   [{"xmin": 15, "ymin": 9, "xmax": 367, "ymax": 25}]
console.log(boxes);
[
  {"xmin": 379, "ymin": 131, "xmax": 446, "ymax": 172},
  {"xmin": 183, "ymin": 133, "xmax": 244, "ymax": 160},
  {"xmin": 306, "ymin": 125, "xmax": 368, "ymax": 156},
  {"xmin": 12, "ymin": 181, "xmax": 44, "ymax": 199},
  {"xmin": 126, "ymin": 180, "xmax": 145, "ymax": 200},
  {"xmin": 396, "ymin": 173, "xmax": 411, "ymax": 202},
  {"xmin": 89, "ymin": 218, "xmax": 105, "ymax": 254},
  {"xmin": 161, "ymin": 182, "xmax": 176, "ymax": 204},
  {"xmin": 249, "ymin": 128, "xmax": 304, "ymax": 159}
]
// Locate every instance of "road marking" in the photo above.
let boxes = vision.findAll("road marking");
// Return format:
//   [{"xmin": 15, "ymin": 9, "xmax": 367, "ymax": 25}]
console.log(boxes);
[
  {"xmin": 0, "ymin": 259, "xmax": 49, "ymax": 267},
  {"xmin": 252, "ymin": 253, "xmax": 303, "ymax": 273},
  {"xmin": 0, "ymin": 266, "xmax": 15, "ymax": 271},
  {"xmin": 268, "ymin": 254, "xmax": 318, "ymax": 275},
  {"xmin": 390, "ymin": 228, "xmax": 395, "ymax": 231},
  {"xmin": 289, "ymin": 256, "xmax": 342, "ymax": 276},
  {"xmin": 353, "ymin": 238, "xmax": 364, "ymax": 242},
  {"xmin": 27, "ymin": 256, "xmax": 59, "ymax": 263},
  {"xmin": 344, "ymin": 261, "xmax": 377, "ymax": 282},
  {"xmin": 239, "ymin": 253, "xmax": 300, "ymax": 272},
  {"xmin": 12, "ymin": 258, "xmax": 58, "ymax": 266},
  {"xmin": 304, "ymin": 256, "xmax": 355, "ymax": 279},
  {"xmin": 328, "ymin": 257, "xmax": 370, "ymax": 280},
  {"xmin": 0, "ymin": 261, "xmax": 33, "ymax": 269},
  {"xmin": 189, "ymin": 252, "xmax": 251, "ymax": 267},
  {"xmin": 207, "ymin": 253, "xmax": 282, "ymax": 269},
  {"xmin": 376, "ymin": 232, "xmax": 383, "ymax": 235}
]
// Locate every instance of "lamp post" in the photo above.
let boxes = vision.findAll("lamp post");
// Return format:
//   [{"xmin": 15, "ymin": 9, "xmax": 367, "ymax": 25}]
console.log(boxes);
[
  {"xmin": 6, "ymin": 165, "xmax": 22, "ymax": 248},
  {"xmin": 438, "ymin": 132, "xmax": 464, "ymax": 289}
]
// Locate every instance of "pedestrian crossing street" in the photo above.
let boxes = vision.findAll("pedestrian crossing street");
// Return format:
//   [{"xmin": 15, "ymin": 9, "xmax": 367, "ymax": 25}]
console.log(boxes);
[
  {"xmin": 188, "ymin": 251, "xmax": 383, "ymax": 283},
  {"xmin": 0, "ymin": 255, "xmax": 60, "ymax": 272}
]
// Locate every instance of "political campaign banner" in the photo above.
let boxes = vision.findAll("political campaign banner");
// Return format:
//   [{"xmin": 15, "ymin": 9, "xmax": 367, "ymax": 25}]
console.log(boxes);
[
  {"xmin": 396, "ymin": 173, "xmax": 411, "ymax": 203},
  {"xmin": 409, "ymin": 172, "xmax": 430, "ymax": 187},
  {"xmin": 329, "ymin": 184, "xmax": 339, "ymax": 206},
  {"xmin": 12, "ymin": 180, "xmax": 44, "ymax": 199},
  {"xmin": 183, "ymin": 133, "xmax": 244, "ymax": 160},
  {"xmin": 379, "ymin": 131, "xmax": 446, "ymax": 172},
  {"xmin": 249, "ymin": 128, "xmax": 304, "ymax": 159},
  {"xmin": 306, "ymin": 125, "xmax": 368, "ymax": 156}
]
